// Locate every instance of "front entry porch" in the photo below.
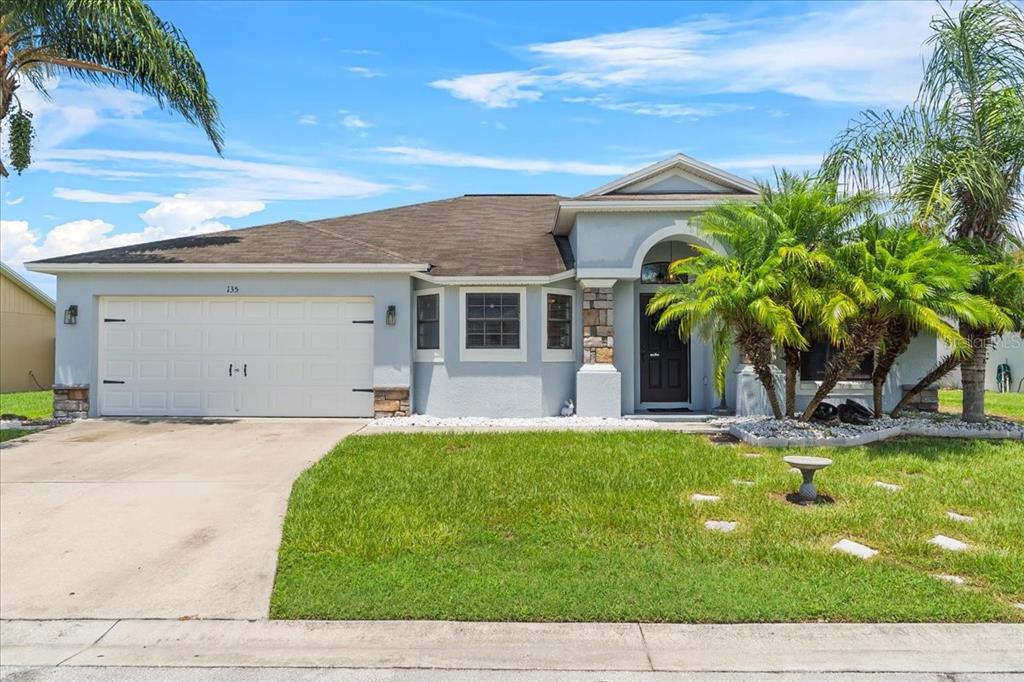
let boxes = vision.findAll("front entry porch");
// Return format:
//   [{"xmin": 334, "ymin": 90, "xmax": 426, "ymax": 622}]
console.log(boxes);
[{"xmin": 575, "ymin": 236, "xmax": 730, "ymax": 418}]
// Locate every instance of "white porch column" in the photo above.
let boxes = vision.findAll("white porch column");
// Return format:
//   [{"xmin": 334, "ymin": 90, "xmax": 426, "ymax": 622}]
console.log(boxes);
[{"xmin": 576, "ymin": 279, "xmax": 622, "ymax": 417}]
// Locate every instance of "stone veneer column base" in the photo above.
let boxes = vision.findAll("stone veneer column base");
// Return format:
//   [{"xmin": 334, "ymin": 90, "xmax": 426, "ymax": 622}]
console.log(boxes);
[
  {"xmin": 53, "ymin": 384, "xmax": 89, "ymax": 420},
  {"xmin": 373, "ymin": 387, "xmax": 410, "ymax": 418},
  {"xmin": 901, "ymin": 385, "xmax": 938, "ymax": 413},
  {"xmin": 576, "ymin": 364, "xmax": 621, "ymax": 418}
]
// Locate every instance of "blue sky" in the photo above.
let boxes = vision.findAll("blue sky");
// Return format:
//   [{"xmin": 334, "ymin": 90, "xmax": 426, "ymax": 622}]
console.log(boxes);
[{"xmin": 1, "ymin": 0, "xmax": 945, "ymax": 296}]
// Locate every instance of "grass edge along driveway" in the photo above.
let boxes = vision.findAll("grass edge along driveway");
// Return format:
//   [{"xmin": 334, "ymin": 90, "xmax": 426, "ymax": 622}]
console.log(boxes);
[{"xmin": 271, "ymin": 431, "xmax": 1023, "ymax": 623}]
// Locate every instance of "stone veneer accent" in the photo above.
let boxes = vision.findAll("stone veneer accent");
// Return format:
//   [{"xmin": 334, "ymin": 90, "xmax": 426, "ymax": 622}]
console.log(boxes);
[
  {"xmin": 53, "ymin": 384, "xmax": 89, "ymax": 420},
  {"xmin": 900, "ymin": 385, "xmax": 939, "ymax": 413},
  {"xmin": 581, "ymin": 286, "xmax": 614, "ymax": 364},
  {"xmin": 374, "ymin": 387, "xmax": 410, "ymax": 418}
]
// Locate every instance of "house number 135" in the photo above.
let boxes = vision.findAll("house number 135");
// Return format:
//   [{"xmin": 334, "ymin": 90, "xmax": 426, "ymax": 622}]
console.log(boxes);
[{"xmin": 226, "ymin": 285, "xmax": 239, "ymax": 293}]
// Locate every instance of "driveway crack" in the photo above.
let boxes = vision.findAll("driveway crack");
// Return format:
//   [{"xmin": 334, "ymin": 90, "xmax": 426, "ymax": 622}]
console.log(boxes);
[{"xmin": 56, "ymin": 618, "xmax": 120, "ymax": 666}]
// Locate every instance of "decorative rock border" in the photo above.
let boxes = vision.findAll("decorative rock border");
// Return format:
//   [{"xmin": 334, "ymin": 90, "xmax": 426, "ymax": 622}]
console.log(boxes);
[{"xmin": 724, "ymin": 417, "xmax": 1024, "ymax": 448}]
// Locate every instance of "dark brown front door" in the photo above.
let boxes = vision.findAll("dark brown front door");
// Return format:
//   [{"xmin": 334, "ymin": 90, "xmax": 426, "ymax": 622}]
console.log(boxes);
[{"xmin": 639, "ymin": 293, "xmax": 690, "ymax": 404}]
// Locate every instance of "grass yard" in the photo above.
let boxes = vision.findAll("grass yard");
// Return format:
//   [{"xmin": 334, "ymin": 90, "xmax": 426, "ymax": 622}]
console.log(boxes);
[
  {"xmin": 939, "ymin": 389, "xmax": 1024, "ymax": 422},
  {"xmin": 271, "ymin": 432, "xmax": 1024, "ymax": 623},
  {"xmin": 0, "ymin": 390, "xmax": 53, "ymax": 420},
  {"xmin": 0, "ymin": 429, "xmax": 33, "ymax": 443}
]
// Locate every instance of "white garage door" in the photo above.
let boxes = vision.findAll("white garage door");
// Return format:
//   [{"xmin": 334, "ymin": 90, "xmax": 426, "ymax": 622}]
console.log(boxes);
[{"xmin": 98, "ymin": 297, "xmax": 374, "ymax": 417}]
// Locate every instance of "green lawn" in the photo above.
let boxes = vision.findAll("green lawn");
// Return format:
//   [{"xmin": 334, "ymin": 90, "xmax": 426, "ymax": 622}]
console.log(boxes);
[
  {"xmin": 0, "ymin": 390, "xmax": 53, "ymax": 420},
  {"xmin": 0, "ymin": 429, "xmax": 33, "ymax": 443},
  {"xmin": 271, "ymin": 431, "xmax": 1024, "ymax": 623},
  {"xmin": 939, "ymin": 389, "xmax": 1024, "ymax": 422}
]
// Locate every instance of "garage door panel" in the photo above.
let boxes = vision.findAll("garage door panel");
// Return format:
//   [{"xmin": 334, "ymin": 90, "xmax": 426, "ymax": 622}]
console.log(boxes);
[
  {"xmin": 99, "ymin": 296, "xmax": 375, "ymax": 417},
  {"xmin": 173, "ymin": 360, "xmax": 203, "ymax": 380},
  {"xmin": 173, "ymin": 328, "xmax": 204, "ymax": 351}
]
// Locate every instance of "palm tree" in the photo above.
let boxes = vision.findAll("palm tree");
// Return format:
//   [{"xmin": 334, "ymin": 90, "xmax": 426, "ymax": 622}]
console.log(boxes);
[
  {"xmin": 1, "ymin": 0, "xmax": 223, "ymax": 176},
  {"xmin": 824, "ymin": 0, "xmax": 1024, "ymax": 422},
  {"xmin": 799, "ymin": 220, "xmax": 1004, "ymax": 422},
  {"xmin": 890, "ymin": 245, "xmax": 1024, "ymax": 416},
  {"xmin": 646, "ymin": 201, "xmax": 807, "ymax": 420},
  {"xmin": 758, "ymin": 172, "xmax": 875, "ymax": 416}
]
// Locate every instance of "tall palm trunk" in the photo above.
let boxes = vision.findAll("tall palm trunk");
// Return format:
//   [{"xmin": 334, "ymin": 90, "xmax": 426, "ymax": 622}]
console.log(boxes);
[
  {"xmin": 961, "ymin": 322, "xmax": 991, "ymax": 423},
  {"xmin": 889, "ymin": 354, "xmax": 961, "ymax": 417},
  {"xmin": 783, "ymin": 345, "xmax": 800, "ymax": 418},
  {"xmin": 800, "ymin": 320, "xmax": 882, "ymax": 421},
  {"xmin": 871, "ymin": 320, "xmax": 911, "ymax": 417},
  {"xmin": 740, "ymin": 329, "xmax": 784, "ymax": 420}
]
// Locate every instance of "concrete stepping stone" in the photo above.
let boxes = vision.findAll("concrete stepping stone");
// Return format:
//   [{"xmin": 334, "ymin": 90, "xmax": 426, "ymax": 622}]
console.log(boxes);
[
  {"xmin": 788, "ymin": 467, "xmax": 801, "ymax": 474},
  {"xmin": 946, "ymin": 511, "xmax": 974, "ymax": 522},
  {"xmin": 690, "ymin": 493, "xmax": 721, "ymax": 503},
  {"xmin": 832, "ymin": 539, "xmax": 879, "ymax": 560},
  {"xmin": 933, "ymin": 574, "xmax": 965, "ymax": 585},
  {"xmin": 704, "ymin": 520, "xmax": 737, "ymax": 533},
  {"xmin": 874, "ymin": 481, "xmax": 902, "ymax": 491},
  {"xmin": 731, "ymin": 479, "xmax": 755, "ymax": 486},
  {"xmin": 1012, "ymin": 603, "xmax": 1024, "ymax": 611},
  {"xmin": 929, "ymin": 534, "xmax": 969, "ymax": 552}
]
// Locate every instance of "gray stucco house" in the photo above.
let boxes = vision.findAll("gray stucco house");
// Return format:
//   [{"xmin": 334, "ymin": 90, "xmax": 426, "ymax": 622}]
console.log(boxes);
[{"xmin": 27, "ymin": 154, "xmax": 940, "ymax": 419}]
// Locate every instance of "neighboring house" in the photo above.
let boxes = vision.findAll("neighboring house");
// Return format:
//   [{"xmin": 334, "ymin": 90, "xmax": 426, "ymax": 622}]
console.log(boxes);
[
  {"xmin": 1, "ymin": 262, "xmax": 55, "ymax": 394},
  {"xmin": 26, "ymin": 154, "xmax": 940, "ymax": 419},
  {"xmin": 937, "ymin": 332, "xmax": 1024, "ymax": 393}
]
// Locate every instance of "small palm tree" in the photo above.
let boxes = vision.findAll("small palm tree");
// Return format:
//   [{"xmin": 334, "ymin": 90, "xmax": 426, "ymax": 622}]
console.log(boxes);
[
  {"xmin": 824, "ymin": 0, "xmax": 1024, "ymax": 421},
  {"xmin": 647, "ymin": 201, "xmax": 806, "ymax": 420},
  {"xmin": 800, "ymin": 220, "xmax": 1004, "ymax": 421},
  {"xmin": 891, "ymin": 245, "xmax": 1024, "ymax": 416},
  {"xmin": 1, "ymin": 0, "xmax": 223, "ymax": 176},
  {"xmin": 757, "ymin": 172, "xmax": 875, "ymax": 416}
]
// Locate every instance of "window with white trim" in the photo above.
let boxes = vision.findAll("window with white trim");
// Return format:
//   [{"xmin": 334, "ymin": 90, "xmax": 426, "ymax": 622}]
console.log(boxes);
[
  {"xmin": 414, "ymin": 288, "xmax": 444, "ymax": 363},
  {"xmin": 459, "ymin": 287, "xmax": 527, "ymax": 362},
  {"xmin": 542, "ymin": 288, "xmax": 575, "ymax": 362}
]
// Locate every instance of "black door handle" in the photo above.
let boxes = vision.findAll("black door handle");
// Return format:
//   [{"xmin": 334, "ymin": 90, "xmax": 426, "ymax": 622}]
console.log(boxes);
[
  {"xmin": 243, "ymin": 364, "xmax": 247, "ymax": 377},
  {"xmin": 228, "ymin": 363, "xmax": 233, "ymax": 377}
]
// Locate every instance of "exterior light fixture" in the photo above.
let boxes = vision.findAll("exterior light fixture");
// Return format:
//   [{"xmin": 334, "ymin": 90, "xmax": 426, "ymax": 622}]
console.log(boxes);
[
  {"xmin": 385, "ymin": 305, "xmax": 397, "ymax": 326},
  {"xmin": 64, "ymin": 305, "xmax": 78, "ymax": 325}
]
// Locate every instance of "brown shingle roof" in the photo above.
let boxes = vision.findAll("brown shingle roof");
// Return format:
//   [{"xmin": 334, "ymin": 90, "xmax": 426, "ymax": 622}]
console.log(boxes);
[
  {"xmin": 572, "ymin": 193, "xmax": 755, "ymax": 202},
  {"xmin": 31, "ymin": 195, "xmax": 570, "ymax": 277}
]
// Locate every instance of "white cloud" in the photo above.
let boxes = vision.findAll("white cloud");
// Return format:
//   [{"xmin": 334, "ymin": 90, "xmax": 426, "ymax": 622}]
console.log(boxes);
[
  {"xmin": 376, "ymin": 146, "xmax": 635, "ymax": 176},
  {"xmin": 710, "ymin": 153, "xmax": 823, "ymax": 172},
  {"xmin": 53, "ymin": 188, "xmax": 166, "ymax": 204},
  {"xmin": 431, "ymin": 2, "xmax": 938, "ymax": 109},
  {"xmin": 347, "ymin": 66, "xmax": 383, "ymax": 78},
  {"xmin": 1, "ymin": 194, "xmax": 266, "ymax": 269},
  {"xmin": 298, "ymin": 114, "xmax": 319, "ymax": 125},
  {"xmin": 430, "ymin": 71, "xmax": 544, "ymax": 109},
  {"xmin": 36, "ymin": 148, "xmax": 390, "ymax": 201},
  {"xmin": 140, "ymin": 195, "xmax": 265, "ymax": 231},
  {"xmin": 341, "ymin": 113, "xmax": 372, "ymax": 130},
  {"xmin": 563, "ymin": 96, "xmax": 746, "ymax": 119},
  {"xmin": 5, "ymin": 194, "xmax": 24, "ymax": 205}
]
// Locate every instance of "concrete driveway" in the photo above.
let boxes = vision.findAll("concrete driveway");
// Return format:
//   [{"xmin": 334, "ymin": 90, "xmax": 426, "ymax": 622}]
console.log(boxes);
[{"xmin": 0, "ymin": 418, "xmax": 365, "ymax": 620}]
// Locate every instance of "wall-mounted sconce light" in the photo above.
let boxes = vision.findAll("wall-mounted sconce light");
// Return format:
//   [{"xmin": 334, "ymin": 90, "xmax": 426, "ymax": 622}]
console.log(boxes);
[
  {"xmin": 385, "ymin": 305, "xmax": 397, "ymax": 326},
  {"xmin": 64, "ymin": 305, "xmax": 78, "ymax": 325}
]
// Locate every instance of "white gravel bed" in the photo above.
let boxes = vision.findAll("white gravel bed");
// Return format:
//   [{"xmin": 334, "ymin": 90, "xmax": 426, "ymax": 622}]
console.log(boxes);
[
  {"xmin": 717, "ymin": 413, "xmax": 1024, "ymax": 447},
  {"xmin": 370, "ymin": 414, "xmax": 660, "ymax": 432}
]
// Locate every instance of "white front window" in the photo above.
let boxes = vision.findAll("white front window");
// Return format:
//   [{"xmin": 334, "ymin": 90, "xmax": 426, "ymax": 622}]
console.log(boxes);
[
  {"xmin": 459, "ymin": 287, "xmax": 527, "ymax": 362},
  {"xmin": 542, "ymin": 287, "xmax": 575, "ymax": 362},
  {"xmin": 414, "ymin": 288, "xmax": 444, "ymax": 363}
]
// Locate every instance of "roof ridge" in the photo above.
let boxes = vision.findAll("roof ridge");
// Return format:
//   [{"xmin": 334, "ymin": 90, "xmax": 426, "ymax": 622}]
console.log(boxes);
[{"xmin": 298, "ymin": 220, "xmax": 422, "ymax": 265}]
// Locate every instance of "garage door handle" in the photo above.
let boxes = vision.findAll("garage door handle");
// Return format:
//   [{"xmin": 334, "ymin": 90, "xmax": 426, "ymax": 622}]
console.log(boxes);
[
  {"xmin": 352, "ymin": 319, "xmax": 374, "ymax": 324},
  {"xmin": 104, "ymin": 318, "xmax": 126, "ymax": 322},
  {"xmin": 103, "ymin": 380, "xmax": 125, "ymax": 384},
  {"xmin": 243, "ymin": 364, "xmax": 247, "ymax": 377},
  {"xmin": 352, "ymin": 388, "xmax": 374, "ymax": 393}
]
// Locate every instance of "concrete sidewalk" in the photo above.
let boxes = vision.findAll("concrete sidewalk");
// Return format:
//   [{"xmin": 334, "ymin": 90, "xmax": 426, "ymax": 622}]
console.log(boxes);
[{"xmin": 2, "ymin": 620, "xmax": 1022, "ymax": 673}]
